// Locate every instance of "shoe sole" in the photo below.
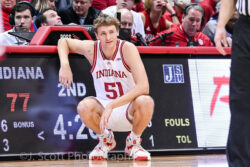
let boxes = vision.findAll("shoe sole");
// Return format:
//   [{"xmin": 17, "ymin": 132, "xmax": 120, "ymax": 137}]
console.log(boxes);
[
  {"xmin": 135, "ymin": 156, "xmax": 151, "ymax": 161},
  {"xmin": 125, "ymin": 152, "xmax": 151, "ymax": 161},
  {"xmin": 90, "ymin": 142, "xmax": 117, "ymax": 160},
  {"xmin": 91, "ymin": 156, "xmax": 105, "ymax": 160}
]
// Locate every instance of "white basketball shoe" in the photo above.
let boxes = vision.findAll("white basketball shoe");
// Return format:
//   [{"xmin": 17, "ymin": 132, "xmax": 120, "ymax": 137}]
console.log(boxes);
[
  {"xmin": 125, "ymin": 134, "xmax": 151, "ymax": 160},
  {"xmin": 89, "ymin": 130, "xmax": 116, "ymax": 160}
]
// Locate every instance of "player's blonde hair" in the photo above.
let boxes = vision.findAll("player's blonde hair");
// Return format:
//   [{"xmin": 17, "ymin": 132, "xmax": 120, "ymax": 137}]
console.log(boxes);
[{"xmin": 93, "ymin": 14, "xmax": 120, "ymax": 33}]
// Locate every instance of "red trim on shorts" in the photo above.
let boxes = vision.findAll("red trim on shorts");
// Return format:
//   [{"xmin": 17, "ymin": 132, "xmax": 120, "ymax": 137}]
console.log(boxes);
[
  {"xmin": 90, "ymin": 41, "xmax": 98, "ymax": 73},
  {"xmin": 88, "ymin": 96, "xmax": 104, "ymax": 109},
  {"xmin": 120, "ymin": 41, "xmax": 131, "ymax": 72},
  {"xmin": 126, "ymin": 102, "xmax": 133, "ymax": 125}
]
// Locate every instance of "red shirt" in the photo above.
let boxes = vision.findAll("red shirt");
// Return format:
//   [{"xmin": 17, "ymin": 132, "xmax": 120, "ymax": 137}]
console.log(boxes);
[
  {"xmin": 163, "ymin": 0, "xmax": 217, "ymax": 29},
  {"xmin": 163, "ymin": 7, "xmax": 183, "ymax": 24},
  {"xmin": 132, "ymin": 2, "xmax": 145, "ymax": 12},
  {"xmin": 2, "ymin": 6, "xmax": 13, "ymax": 31},
  {"xmin": 143, "ymin": 11, "xmax": 168, "ymax": 41},
  {"xmin": 91, "ymin": 0, "xmax": 116, "ymax": 10},
  {"xmin": 149, "ymin": 24, "xmax": 213, "ymax": 47},
  {"xmin": 199, "ymin": 0, "xmax": 217, "ymax": 27}
]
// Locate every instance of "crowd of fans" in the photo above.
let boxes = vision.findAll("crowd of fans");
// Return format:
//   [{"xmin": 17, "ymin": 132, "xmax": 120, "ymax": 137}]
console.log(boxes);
[{"xmin": 0, "ymin": 0, "xmax": 239, "ymax": 46}]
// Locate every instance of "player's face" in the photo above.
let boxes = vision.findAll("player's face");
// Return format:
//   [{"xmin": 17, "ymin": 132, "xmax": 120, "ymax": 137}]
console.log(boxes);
[
  {"xmin": 14, "ymin": 9, "xmax": 33, "ymax": 32},
  {"xmin": 72, "ymin": 0, "xmax": 91, "ymax": 17},
  {"xmin": 43, "ymin": 10, "xmax": 63, "ymax": 26},
  {"xmin": 96, "ymin": 25, "xmax": 119, "ymax": 47},
  {"xmin": 182, "ymin": 8, "xmax": 202, "ymax": 37}
]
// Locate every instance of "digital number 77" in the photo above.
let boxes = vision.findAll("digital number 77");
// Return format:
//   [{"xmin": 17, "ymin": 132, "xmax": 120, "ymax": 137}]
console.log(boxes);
[{"xmin": 6, "ymin": 93, "xmax": 30, "ymax": 112}]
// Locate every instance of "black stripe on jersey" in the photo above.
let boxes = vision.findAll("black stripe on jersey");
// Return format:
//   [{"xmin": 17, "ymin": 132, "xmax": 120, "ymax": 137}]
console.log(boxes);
[
  {"xmin": 240, "ymin": 0, "xmax": 243, "ymax": 14},
  {"xmin": 246, "ymin": 0, "xmax": 248, "ymax": 16},
  {"xmin": 237, "ymin": 0, "xmax": 250, "ymax": 16}
]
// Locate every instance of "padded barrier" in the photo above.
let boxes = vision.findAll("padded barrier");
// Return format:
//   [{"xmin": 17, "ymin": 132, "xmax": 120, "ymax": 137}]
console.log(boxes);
[{"xmin": 0, "ymin": 46, "xmax": 231, "ymax": 157}]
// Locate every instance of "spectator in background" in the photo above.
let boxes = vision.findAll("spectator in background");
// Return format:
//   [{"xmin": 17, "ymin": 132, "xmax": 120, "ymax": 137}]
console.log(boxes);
[
  {"xmin": 102, "ymin": 0, "xmax": 145, "ymax": 38},
  {"xmin": 31, "ymin": 0, "xmax": 56, "ymax": 14},
  {"xmin": 91, "ymin": 0, "xmax": 115, "ymax": 10},
  {"xmin": 164, "ymin": 0, "xmax": 190, "ymax": 24},
  {"xmin": 118, "ymin": 8, "xmax": 133, "ymax": 30},
  {"xmin": 35, "ymin": 8, "xmax": 62, "ymax": 28},
  {"xmin": 1, "ymin": 0, "xmax": 18, "ymax": 31},
  {"xmin": 132, "ymin": 1, "xmax": 145, "ymax": 12},
  {"xmin": 0, "ymin": 1, "xmax": 35, "ymax": 45},
  {"xmin": 139, "ymin": 0, "xmax": 174, "ymax": 41},
  {"xmin": 58, "ymin": 0, "xmax": 100, "ymax": 25},
  {"xmin": 117, "ymin": 8, "xmax": 134, "ymax": 41},
  {"xmin": 117, "ymin": 8, "xmax": 147, "ymax": 46},
  {"xmin": 55, "ymin": 0, "xmax": 72, "ymax": 11},
  {"xmin": 47, "ymin": 0, "xmax": 56, "ymax": 9},
  {"xmin": 149, "ymin": 3, "xmax": 213, "ymax": 46},
  {"xmin": 198, "ymin": 0, "xmax": 219, "ymax": 28},
  {"xmin": 163, "ymin": 0, "xmax": 190, "ymax": 24},
  {"xmin": 31, "ymin": 0, "xmax": 56, "ymax": 31},
  {"xmin": 164, "ymin": 0, "xmax": 219, "ymax": 30},
  {"xmin": 48, "ymin": 0, "xmax": 56, "ymax": 9},
  {"xmin": 91, "ymin": 0, "xmax": 145, "ymax": 12},
  {"xmin": 203, "ymin": 7, "xmax": 239, "ymax": 45}
]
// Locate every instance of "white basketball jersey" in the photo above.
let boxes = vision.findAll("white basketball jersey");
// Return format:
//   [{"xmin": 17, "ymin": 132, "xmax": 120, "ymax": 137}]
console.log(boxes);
[{"xmin": 90, "ymin": 40, "xmax": 135, "ymax": 100}]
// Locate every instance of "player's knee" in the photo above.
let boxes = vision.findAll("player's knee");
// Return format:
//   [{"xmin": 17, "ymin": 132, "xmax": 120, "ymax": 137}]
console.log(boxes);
[
  {"xmin": 77, "ymin": 101, "xmax": 87, "ymax": 116},
  {"xmin": 77, "ymin": 98, "xmax": 95, "ymax": 116},
  {"xmin": 134, "ymin": 95, "xmax": 154, "ymax": 112}
]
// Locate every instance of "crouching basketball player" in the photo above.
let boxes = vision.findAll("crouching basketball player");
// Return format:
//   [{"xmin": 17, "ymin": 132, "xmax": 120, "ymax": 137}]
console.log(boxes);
[{"xmin": 57, "ymin": 14, "xmax": 154, "ymax": 161}]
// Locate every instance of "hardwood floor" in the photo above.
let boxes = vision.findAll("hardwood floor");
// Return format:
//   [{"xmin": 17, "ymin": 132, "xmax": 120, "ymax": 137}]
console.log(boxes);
[{"xmin": 0, "ymin": 154, "xmax": 228, "ymax": 167}]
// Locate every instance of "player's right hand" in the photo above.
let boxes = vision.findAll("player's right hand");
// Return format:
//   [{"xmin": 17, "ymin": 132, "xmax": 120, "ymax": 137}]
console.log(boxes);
[{"xmin": 59, "ymin": 65, "xmax": 73, "ymax": 89}]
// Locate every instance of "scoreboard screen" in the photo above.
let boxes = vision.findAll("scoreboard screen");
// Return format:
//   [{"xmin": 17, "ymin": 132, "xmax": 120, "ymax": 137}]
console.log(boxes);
[{"xmin": 0, "ymin": 52, "xmax": 230, "ymax": 157}]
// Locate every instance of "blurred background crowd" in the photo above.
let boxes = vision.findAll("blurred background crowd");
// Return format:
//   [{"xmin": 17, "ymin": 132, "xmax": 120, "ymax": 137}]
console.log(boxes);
[{"xmin": 0, "ymin": 0, "xmax": 239, "ymax": 46}]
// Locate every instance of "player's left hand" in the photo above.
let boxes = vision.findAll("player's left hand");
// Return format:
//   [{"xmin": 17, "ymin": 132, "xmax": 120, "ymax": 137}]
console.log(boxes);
[{"xmin": 100, "ymin": 105, "xmax": 113, "ymax": 134}]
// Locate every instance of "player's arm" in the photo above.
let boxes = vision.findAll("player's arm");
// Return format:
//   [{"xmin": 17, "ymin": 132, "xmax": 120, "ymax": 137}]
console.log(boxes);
[
  {"xmin": 57, "ymin": 38, "xmax": 94, "ymax": 88},
  {"xmin": 214, "ymin": 0, "xmax": 237, "ymax": 55},
  {"xmin": 109, "ymin": 42, "xmax": 149, "ymax": 109}
]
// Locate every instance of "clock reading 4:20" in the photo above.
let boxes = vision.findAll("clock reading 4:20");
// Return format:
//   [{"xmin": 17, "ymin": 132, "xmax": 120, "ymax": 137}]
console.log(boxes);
[{"xmin": 53, "ymin": 114, "xmax": 97, "ymax": 140}]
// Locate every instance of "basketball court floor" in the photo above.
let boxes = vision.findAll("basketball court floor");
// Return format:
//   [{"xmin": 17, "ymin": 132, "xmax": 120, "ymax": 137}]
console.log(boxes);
[{"xmin": 0, "ymin": 154, "xmax": 228, "ymax": 167}]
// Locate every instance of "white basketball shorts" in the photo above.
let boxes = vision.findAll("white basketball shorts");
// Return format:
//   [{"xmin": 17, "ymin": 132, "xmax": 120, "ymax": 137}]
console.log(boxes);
[{"xmin": 92, "ymin": 97, "xmax": 133, "ymax": 132}]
